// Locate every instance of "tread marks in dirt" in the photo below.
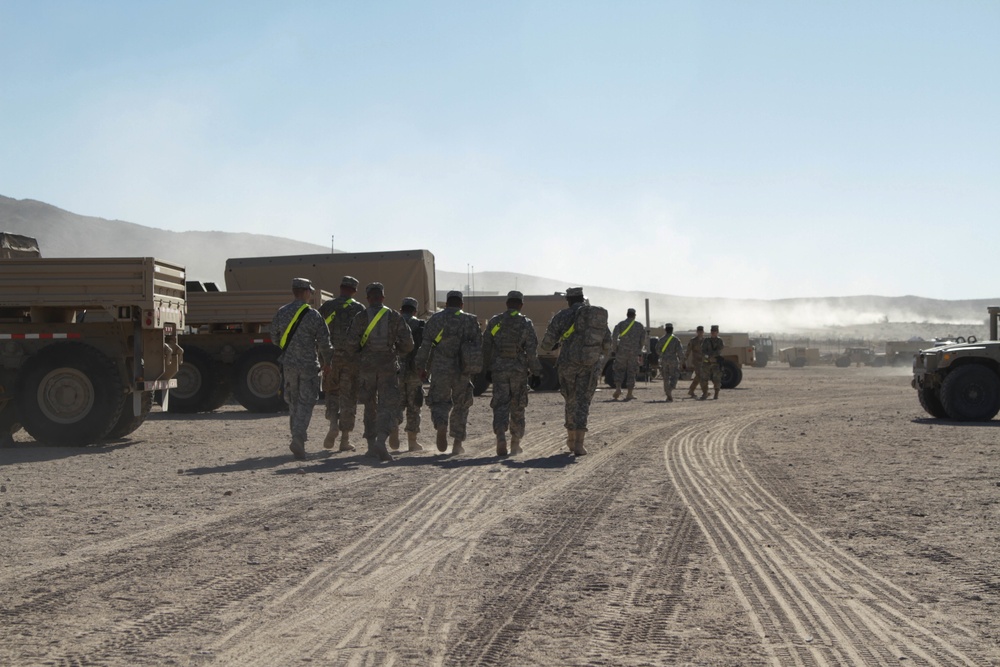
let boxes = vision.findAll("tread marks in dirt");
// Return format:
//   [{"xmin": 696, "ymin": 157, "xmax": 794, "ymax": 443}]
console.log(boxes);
[{"xmin": 665, "ymin": 412, "xmax": 990, "ymax": 666}]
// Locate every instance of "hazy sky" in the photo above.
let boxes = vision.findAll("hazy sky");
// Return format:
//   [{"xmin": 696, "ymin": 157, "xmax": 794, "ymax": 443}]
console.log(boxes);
[{"xmin": 2, "ymin": 1, "xmax": 998, "ymax": 300}]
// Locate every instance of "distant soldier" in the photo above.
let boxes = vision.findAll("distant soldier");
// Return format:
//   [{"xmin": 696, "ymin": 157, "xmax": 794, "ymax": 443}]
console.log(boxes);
[
  {"xmin": 269, "ymin": 278, "xmax": 333, "ymax": 460},
  {"xmin": 700, "ymin": 324, "xmax": 725, "ymax": 400},
  {"xmin": 415, "ymin": 290, "xmax": 482, "ymax": 455},
  {"xmin": 611, "ymin": 307, "xmax": 646, "ymax": 401},
  {"xmin": 393, "ymin": 296, "xmax": 426, "ymax": 452},
  {"xmin": 482, "ymin": 290, "xmax": 543, "ymax": 456},
  {"xmin": 319, "ymin": 275, "xmax": 365, "ymax": 452},
  {"xmin": 344, "ymin": 282, "xmax": 414, "ymax": 462},
  {"xmin": 540, "ymin": 287, "xmax": 611, "ymax": 456},
  {"xmin": 657, "ymin": 322, "xmax": 684, "ymax": 402},
  {"xmin": 686, "ymin": 325, "xmax": 706, "ymax": 398}
]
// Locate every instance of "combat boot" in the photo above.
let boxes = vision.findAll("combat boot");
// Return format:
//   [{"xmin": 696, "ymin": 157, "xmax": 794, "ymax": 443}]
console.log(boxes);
[
  {"xmin": 699, "ymin": 392, "xmax": 708, "ymax": 401},
  {"xmin": 665, "ymin": 389, "xmax": 673, "ymax": 402},
  {"xmin": 323, "ymin": 424, "xmax": 339, "ymax": 449},
  {"xmin": 452, "ymin": 438, "xmax": 465, "ymax": 455},
  {"xmin": 625, "ymin": 388, "xmax": 634, "ymax": 401},
  {"xmin": 436, "ymin": 426, "xmax": 448, "ymax": 452},
  {"xmin": 289, "ymin": 437, "xmax": 306, "ymax": 461},
  {"xmin": 574, "ymin": 430, "xmax": 589, "ymax": 456},
  {"xmin": 496, "ymin": 433, "xmax": 508, "ymax": 457},
  {"xmin": 338, "ymin": 431, "xmax": 355, "ymax": 452},
  {"xmin": 510, "ymin": 434, "xmax": 523, "ymax": 455},
  {"xmin": 388, "ymin": 427, "xmax": 400, "ymax": 450},
  {"xmin": 566, "ymin": 428, "xmax": 576, "ymax": 453},
  {"xmin": 373, "ymin": 434, "xmax": 394, "ymax": 462},
  {"xmin": 407, "ymin": 431, "xmax": 423, "ymax": 452},
  {"xmin": 713, "ymin": 388, "xmax": 720, "ymax": 400},
  {"xmin": 612, "ymin": 388, "xmax": 621, "ymax": 400}
]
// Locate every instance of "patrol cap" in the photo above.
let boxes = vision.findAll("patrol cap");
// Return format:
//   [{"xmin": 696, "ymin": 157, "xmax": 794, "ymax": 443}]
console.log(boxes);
[
  {"xmin": 291, "ymin": 277, "xmax": 314, "ymax": 291},
  {"xmin": 446, "ymin": 290, "xmax": 463, "ymax": 300},
  {"xmin": 401, "ymin": 296, "xmax": 419, "ymax": 309},
  {"xmin": 710, "ymin": 324, "xmax": 719, "ymax": 332},
  {"xmin": 366, "ymin": 281, "xmax": 385, "ymax": 295},
  {"xmin": 627, "ymin": 308, "xmax": 636, "ymax": 317},
  {"xmin": 340, "ymin": 275, "xmax": 360, "ymax": 288},
  {"xmin": 664, "ymin": 322, "xmax": 673, "ymax": 330},
  {"xmin": 506, "ymin": 290, "xmax": 524, "ymax": 301},
  {"xmin": 696, "ymin": 325, "xmax": 704, "ymax": 332},
  {"xmin": 566, "ymin": 287, "xmax": 584, "ymax": 298}
]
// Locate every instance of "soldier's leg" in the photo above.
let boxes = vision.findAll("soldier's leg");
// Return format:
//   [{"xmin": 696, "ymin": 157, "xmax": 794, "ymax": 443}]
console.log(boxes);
[
  {"xmin": 509, "ymin": 373, "xmax": 529, "ymax": 441},
  {"xmin": 284, "ymin": 370, "xmax": 306, "ymax": 458},
  {"xmin": 371, "ymin": 369, "xmax": 398, "ymax": 462},
  {"xmin": 357, "ymin": 370, "xmax": 377, "ymax": 449},
  {"xmin": 490, "ymin": 371, "xmax": 513, "ymax": 436},
  {"xmin": 612, "ymin": 356, "xmax": 625, "ymax": 398},
  {"xmin": 449, "ymin": 374, "xmax": 474, "ymax": 454},
  {"xmin": 712, "ymin": 365, "xmax": 722, "ymax": 399},
  {"xmin": 426, "ymin": 374, "xmax": 452, "ymax": 451},
  {"xmin": 337, "ymin": 362, "xmax": 360, "ymax": 434},
  {"xmin": 575, "ymin": 366, "xmax": 596, "ymax": 455}
]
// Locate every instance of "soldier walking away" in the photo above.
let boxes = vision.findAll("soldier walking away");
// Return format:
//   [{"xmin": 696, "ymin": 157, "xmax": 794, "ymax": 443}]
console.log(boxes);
[
  {"xmin": 540, "ymin": 287, "xmax": 611, "ymax": 456},
  {"xmin": 611, "ymin": 307, "xmax": 646, "ymax": 401},
  {"xmin": 415, "ymin": 290, "xmax": 482, "ymax": 455},
  {"xmin": 345, "ymin": 282, "xmax": 414, "ymax": 462},
  {"xmin": 657, "ymin": 323, "xmax": 684, "ymax": 402},
  {"xmin": 686, "ymin": 325, "xmax": 706, "ymax": 398},
  {"xmin": 319, "ymin": 276, "xmax": 365, "ymax": 452},
  {"xmin": 700, "ymin": 324, "xmax": 725, "ymax": 400},
  {"xmin": 482, "ymin": 290, "xmax": 544, "ymax": 457},
  {"xmin": 394, "ymin": 296, "xmax": 426, "ymax": 452},
  {"xmin": 269, "ymin": 278, "xmax": 333, "ymax": 460}
]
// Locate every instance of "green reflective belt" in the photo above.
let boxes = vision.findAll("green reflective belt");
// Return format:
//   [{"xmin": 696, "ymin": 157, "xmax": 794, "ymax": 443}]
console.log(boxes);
[
  {"xmin": 491, "ymin": 310, "xmax": 519, "ymax": 337},
  {"xmin": 618, "ymin": 320, "xmax": 635, "ymax": 339},
  {"xmin": 659, "ymin": 334, "xmax": 675, "ymax": 355},
  {"xmin": 325, "ymin": 297, "xmax": 356, "ymax": 325},
  {"xmin": 360, "ymin": 306, "xmax": 388, "ymax": 348},
  {"xmin": 279, "ymin": 303, "xmax": 311, "ymax": 350},
  {"xmin": 433, "ymin": 310, "xmax": 464, "ymax": 345}
]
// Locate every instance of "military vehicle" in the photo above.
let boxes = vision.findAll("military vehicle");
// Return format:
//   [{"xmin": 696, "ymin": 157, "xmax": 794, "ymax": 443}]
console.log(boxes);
[
  {"xmin": 779, "ymin": 346, "xmax": 821, "ymax": 367},
  {"xmin": 643, "ymin": 328, "xmax": 754, "ymax": 389},
  {"xmin": 174, "ymin": 284, "xmax": 332, "ymax": 412},
  {"xmin": 883, "ymin": 340, "xmax": 933, "ymax": 367},
  {"xmin": 912, "ymin": 307, "xmax": 1000, "ymax": 421},
  {"xmin": 834, "ymin": 346, "xmax": 879, "ymax": 368},
  {"xmin": 751, "ymin": 335, "xmax": 775, "ymax": 367},
  {"xmin": 0, "ymin": 233, "xmax": 185, "ymax": 445}
]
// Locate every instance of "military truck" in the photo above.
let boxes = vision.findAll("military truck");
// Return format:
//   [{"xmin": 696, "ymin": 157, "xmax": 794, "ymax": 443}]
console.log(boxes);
[
  {"xmin": 779, "ymin": 346, "xmax": 821, "ymax": 367},
  {"xmin": 0, "ymin": 234, "xmax": 185, "ymax": 445},
  {"xmin": 173, "ymin": 284, "xmax": 332, "ymax": 413},
  {"xmin": 883, "ymin": 340, "xmax": 933, "ymax": 367},
  {"xmin": 643, "ymin": 328, "xmax": 754, "ymax": 389},
  {"xmin": 834, "ymin": 346, "xmax": 879, "ymax": 368},
  {"xmin": 751, "ymin": 335, "xmax": 775, "ymax": 367},
  {"xmin": 912, "ymin": 307, "xmax": 1000, "ymax": 421}
]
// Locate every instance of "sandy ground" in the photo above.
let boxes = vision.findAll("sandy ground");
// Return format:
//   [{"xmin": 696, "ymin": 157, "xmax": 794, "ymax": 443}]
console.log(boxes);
[{"xmin": 1, "ymin": 365, "xmax": 999, "ymax": 666}]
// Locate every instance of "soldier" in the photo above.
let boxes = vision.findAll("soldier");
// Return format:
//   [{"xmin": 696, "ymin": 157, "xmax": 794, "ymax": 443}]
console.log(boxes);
[
  {"xmin": 269, "ymin": 278, "xmax": 333, "ymax": 460},
  {"xmin": 611, "ymin": 307, "xmax": 646, "ymax": 401},
  {"xmin": 319, "ymin": 275, "xmax": 366, "ymax": 452},
  {"xmin": 657, "ymin": 322, "xmax": 684, "ymax": 402},
  {"xmin": 686, "ymin": 325, "xmax": 706, "ymax": 398},
  {"xmin": 700, "ymin": 324, "xmax": 725, "ymax": 400},
  {"xmin": 540, "ymin": 287, "xmax": 611, "ymax": 456},
  {"xmin": 393, "ymin": 296, "xmax": 426, "ymax": 452},
  {"xmin": 344, "ymin": 282, "xmax": 414, "ymax": 462},
  {"xmin": 414, "ymin": 290, "xmax": 482, "ymax": 455},
  {"xmin": 482, "ymin": 290, "xmax": 543, "ymax": 457}
]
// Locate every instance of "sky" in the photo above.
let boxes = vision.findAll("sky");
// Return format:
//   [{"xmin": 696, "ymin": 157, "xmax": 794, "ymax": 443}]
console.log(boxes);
[{"xmin": 2, "ymin": 1, "xmax": 998, "ymax": 300}]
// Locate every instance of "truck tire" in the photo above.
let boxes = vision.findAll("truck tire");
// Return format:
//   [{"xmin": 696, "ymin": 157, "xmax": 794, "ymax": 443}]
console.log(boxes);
[
  {"xmin": 720, "ymin": 360, "xmax": 742, "ymax": 389},
  {"xmin": 753, "ymin": 352, "xmax": 769, "ymax": 368},
  {"xmin": 232, "ymin": 345, "xmax": 287, "ymax": 413},
  {"xmin": 106, "ymin": 392, "xmax": 154, "ymax": 440},
  {"xmin": 530, "ymin": 359, "xmax": 559, "ymax": 391},
  {"xmin": 917, "ymin": 386, "xmax": 948, "ymax": 419},
  {"xmin": 835, "ymin": 356, "xmax": 851, "ymax": 368},
  {"xmin": 170, "ymin": 346, "xmax": 232, "ymax": 413},
  {"xmin": 472, "ymin": 370, "xmax": 491, "ymax": 397},
  {"xmin": 15, "ymin": 343, "xmax": 124, "ymax": 446},
  {"xmin": 940, "ymin": 364, "xmax": 1000, "ymax": 422}
]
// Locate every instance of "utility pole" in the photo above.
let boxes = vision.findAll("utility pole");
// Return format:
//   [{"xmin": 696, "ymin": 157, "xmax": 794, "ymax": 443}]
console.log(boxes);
[{"xmin": 331, "ymin": 235, "xmax": 335, "ymax": 253}]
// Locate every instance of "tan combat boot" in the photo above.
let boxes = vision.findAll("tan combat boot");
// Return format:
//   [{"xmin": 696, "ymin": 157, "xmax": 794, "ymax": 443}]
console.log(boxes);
[
  {"xmin": 323, "ymin": 424, "xmax": 339, "ymax": 449},
  {"xmin": 407, "ymin": 431, "xmax": 423, "ymax": 452},
  {"xmin": 452, "ymin": 438, "xmax": 465, "ymax": 455},
  {"xmin": 496, "ymin": 433, "xmax": 508, "ymax": 457},
  {"xmin": 612, "ymin": 388, "xmax": 621, "ymax": 400},
  {"xmin": 388, "ymin": 427, "xmax": 400, "ymax": 450},
  {"xmin": 566, "ymin": 428, "xmax": 576, "ymax": 452},
  {"xmin": 575, "ymin": 430, "xmax": 588, "ymax": 456},
  {"xmin": 625, "ymin": 388, "xmax": 634, "ymax": 401},
  {"xmin": 338, "ymin": 431, "xmax": 355, "ymax": 452},
  {"xmin": 436, "ymin": 426, "xmax": 448, "ymax": 452},
  {"xmin": 510, "ymin": 434, "xmax": 523, "ymax": 455}
]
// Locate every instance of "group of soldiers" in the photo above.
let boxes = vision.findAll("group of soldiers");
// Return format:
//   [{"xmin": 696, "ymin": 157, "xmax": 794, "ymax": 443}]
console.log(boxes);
[{"xmin": 271, "ymin": 276, "xmax": 726, "ymax": 463}]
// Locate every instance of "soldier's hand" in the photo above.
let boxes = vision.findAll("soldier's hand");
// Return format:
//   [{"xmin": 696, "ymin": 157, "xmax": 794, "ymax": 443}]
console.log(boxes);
[{"xmin": 420, "ymin": 370, "xmax": 428, "ymax": 382}]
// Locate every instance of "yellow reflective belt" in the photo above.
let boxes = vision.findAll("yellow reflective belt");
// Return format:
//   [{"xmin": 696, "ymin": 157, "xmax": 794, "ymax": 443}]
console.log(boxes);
[
  {"xmin": 491, "ymin": 310, "xmax": 519, "ymax": 337},
  {"xmin": 618, "ymin": 320, "xmax": 635, "ymax": 339},
  {"xmin": 433, "ymin": 310, "xmax": 463, "ymax": 345},
  {"xmin": 360, "ymin": 306, "xmax": 388, "ymax": 347},
  {"xmin": 279, "ymin": 303, "xmax": 311, "ymax": 350},
  {"xmin": 561, "ymin": 323, "xmax": 575, "ymax": 340},
  {"xmin": 659, "ymin": 334, "xmax": 675, "ymax": 355},
  {"xmin": 325, "ymin": 297, "xmax": 356, "ymax": 325}
]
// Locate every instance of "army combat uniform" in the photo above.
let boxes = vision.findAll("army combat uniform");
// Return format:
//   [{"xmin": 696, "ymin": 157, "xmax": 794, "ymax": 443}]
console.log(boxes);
[
  {"xmin": 482, "ymin": 291, "xmax": 543, "ymax": 456},
  {"xmin": 269, "ymin": 278, "xmax": 333, "ymax": 460},
  {"xmin": 657, "ymin": 326, "xmax": 684, "ymax": 401},
  {"xmin": 396, "ymin": 297, "xmax": 426, "ymax": 451},
  {"xmin": 699, "ymin": 326, "xmax": 725, "ymax": 400},
  {"xmin": 611, "ymin": 310, "xmax": 646, "ymax": 400},
  {"xmin": 319, "ymin": 277, "xmax": 366, "ymax": 451},
  {"xmin": 686, "ymin": 328, "xmax": 706, "ymax": 398}
]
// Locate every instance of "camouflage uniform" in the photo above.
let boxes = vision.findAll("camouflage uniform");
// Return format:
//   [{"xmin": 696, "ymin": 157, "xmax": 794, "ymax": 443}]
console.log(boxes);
[
  {"xmin": 319, "ymin": 293, "xmax": 365, "ymax": 433},
  {"xmin": 686, "ymin": 331, "xmax": 706, "ymax": 397},
  {"xmin": 482, "ymin": 303, "xmax": 543, "ymax": 445},
  {"xmin": 269, "ymin": 284, "xmax": 333, "ymax": 457},
  {"xmin": 399, "ymin": 307, "xmax": 426, "ymax": 436},
  {"xmin": 415, "ymin": 302, "xmax": 481, "ymax": 445},
  {"xmin": 611, "ymin": 313, "xmax": 646, "ymax": 395},
  {"xmin": 540, "ymin": 293, "xmax": 611, "ymax": 435},
  {"xmin": 700, "ymin": 331, "xmax": 725, "ymax": 398},
  {"xmin": 657, "ymin": 331, "xmax": 684, "ymax": 399},
  {"xmin": 345, "ymin": 299, "xmax": 414, "ymax": 459}
]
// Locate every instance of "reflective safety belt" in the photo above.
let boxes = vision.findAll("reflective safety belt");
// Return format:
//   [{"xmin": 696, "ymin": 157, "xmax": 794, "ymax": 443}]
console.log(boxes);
[
  {"xmin": 561, "ymin": 323, "xmax": 575, "ymax": 340},
  {"xmin": 618, "ymin": 320, "xmax": 635, "ymax": 339},
  {"xmin": 360, "ymin": 306, "xmax": 389, "ymax": 348},
  {"xmin": 279, "ymin": 303, "xmax": 311, "ymax": 350},
  {"xmin": 433, "ymin": 310, "xmax": 464, "ymax": 346},
  {"xmin": 491, "ymin": 310, "xmax": 519, "ymax": 337},
  {"xmin": 325, "ymin": 297, "xmax": 356, "ymax": 325},
  {"xmin": 659, "ymin": 334, "xmax": 675, "ymax": 355}
]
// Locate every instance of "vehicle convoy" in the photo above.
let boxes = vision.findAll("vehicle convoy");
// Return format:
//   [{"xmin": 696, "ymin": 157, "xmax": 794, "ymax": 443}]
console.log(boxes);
[
  {"xmin": 644, "ymin": 328, "xmax": 754, "ymax": 389},
  {"xmin": 913, "ymin": 306, "xmax": 1000, "ymax": 421},
  {"xmin": 0, "ymin": 233, "xmax": 185, "ymax": 445},
  {"xmin": 174, "ymin": 284, "xmax": 332, "ymax": 413}
]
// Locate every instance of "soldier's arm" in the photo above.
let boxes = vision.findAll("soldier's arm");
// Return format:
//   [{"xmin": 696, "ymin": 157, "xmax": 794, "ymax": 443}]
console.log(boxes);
[
  {"xmin": 481, "ymin": 317, "xmax": 495, "ymax": 368},
  {"xmin": 414, "ymin": 317, "xmax": 438, "ymax": 370},
  {"xmin": 344, "ymin": 312, "xmax": 364, "ymax": 359},
  {"xmin": 524, "ymin": 318, "xmax": 543, "ymax": 375},
  {"xmin": 312, "ymin": 311, "xmax": 334, "ymax": 365},
  {"xmin": 539, "ymin": 310, "xmax": 566, "ymax": 352}
]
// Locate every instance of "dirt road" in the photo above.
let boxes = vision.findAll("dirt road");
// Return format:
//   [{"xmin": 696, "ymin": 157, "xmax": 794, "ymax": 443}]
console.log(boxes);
[{"xmin": 2, "ymin": 366, "xmax": 998, "ymax": 665}]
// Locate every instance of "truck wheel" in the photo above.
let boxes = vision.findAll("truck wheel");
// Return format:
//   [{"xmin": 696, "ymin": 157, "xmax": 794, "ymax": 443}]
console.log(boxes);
[
  {"xmin": 917, "ymin": 386, "xmax": 948, "ymax": 419},
  {"xmin": 940, "ymin": 365, "xmax": 1000, "ymax": 421},
  {"xmin": 15, "ymin": 343, "xmax": 124, "ymax": 446},
  {"xmin": 720, "ymin": 360, "xmax": 742, "ymax": 389},
  {"xmin": 531, "ymin": 359, "xmax": 559, "ymax": 391},
  {"xmin": 835, "ymin": 356, "xmax": 851, "ymax": 368},
  {"xmin": 232, "ymin": 345, "xmax": 287, "ymax": 413},
  {"xmin": 170, "ymin": 346, "xmax": 231, "ymax": 413},
  {"xmin": 753, "ymin": 352, "xmax": 769, "ymax": 368},
  {"xmin": 106, "ymin": 392, "xmax": 154, "ymax": 440},
  {"xmin": 472, "ymin": 370, "xmax": 491, "ymax": 397}
]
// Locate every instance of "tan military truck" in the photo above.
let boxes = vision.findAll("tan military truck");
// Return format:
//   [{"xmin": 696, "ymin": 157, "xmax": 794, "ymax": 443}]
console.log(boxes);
[
  {"xmin": 883, "ymin": 340, "xmax": 934, "ymax": 367},
  {"xmin": 174, "ymin": 284, "xmax": 332, "ymax": 412},
  {"xmin": 0, "ymin": 234, "xmax": 185, "ymax": 445},
  {"xmin": 644, "ymin": 328, "xmax": 755, "ymax": 389},
  {"xmin": 912, "ymin": 307, "xmax": 1000, "ymax": 421}
]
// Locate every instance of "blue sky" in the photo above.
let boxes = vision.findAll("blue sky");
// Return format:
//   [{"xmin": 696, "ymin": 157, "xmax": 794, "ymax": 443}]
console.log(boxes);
[{"xmin": 2, "ymin": 1, "xmax": 998, "ymax": 299}]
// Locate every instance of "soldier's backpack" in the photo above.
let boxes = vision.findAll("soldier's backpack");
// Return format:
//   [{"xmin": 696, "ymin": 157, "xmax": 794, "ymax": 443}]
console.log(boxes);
[{"xmin": 564, "ymin": 304, "xmax": 609, "ymax": 365}]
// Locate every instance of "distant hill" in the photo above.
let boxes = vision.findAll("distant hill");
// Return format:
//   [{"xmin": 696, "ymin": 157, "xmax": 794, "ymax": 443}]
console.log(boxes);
[{"xmin": 2, "ymin": 194, "xmax": 996, "ymax": 341}]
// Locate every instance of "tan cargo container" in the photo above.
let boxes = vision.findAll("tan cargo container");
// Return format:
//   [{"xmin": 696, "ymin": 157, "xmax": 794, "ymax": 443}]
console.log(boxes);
[
  {"xmin": 779, "ymin": 346, "xmax": 821, "ymax": 367},
  {"xmin": 0, "ymin": 247, "xmax": 185, "ymax": 445}
]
